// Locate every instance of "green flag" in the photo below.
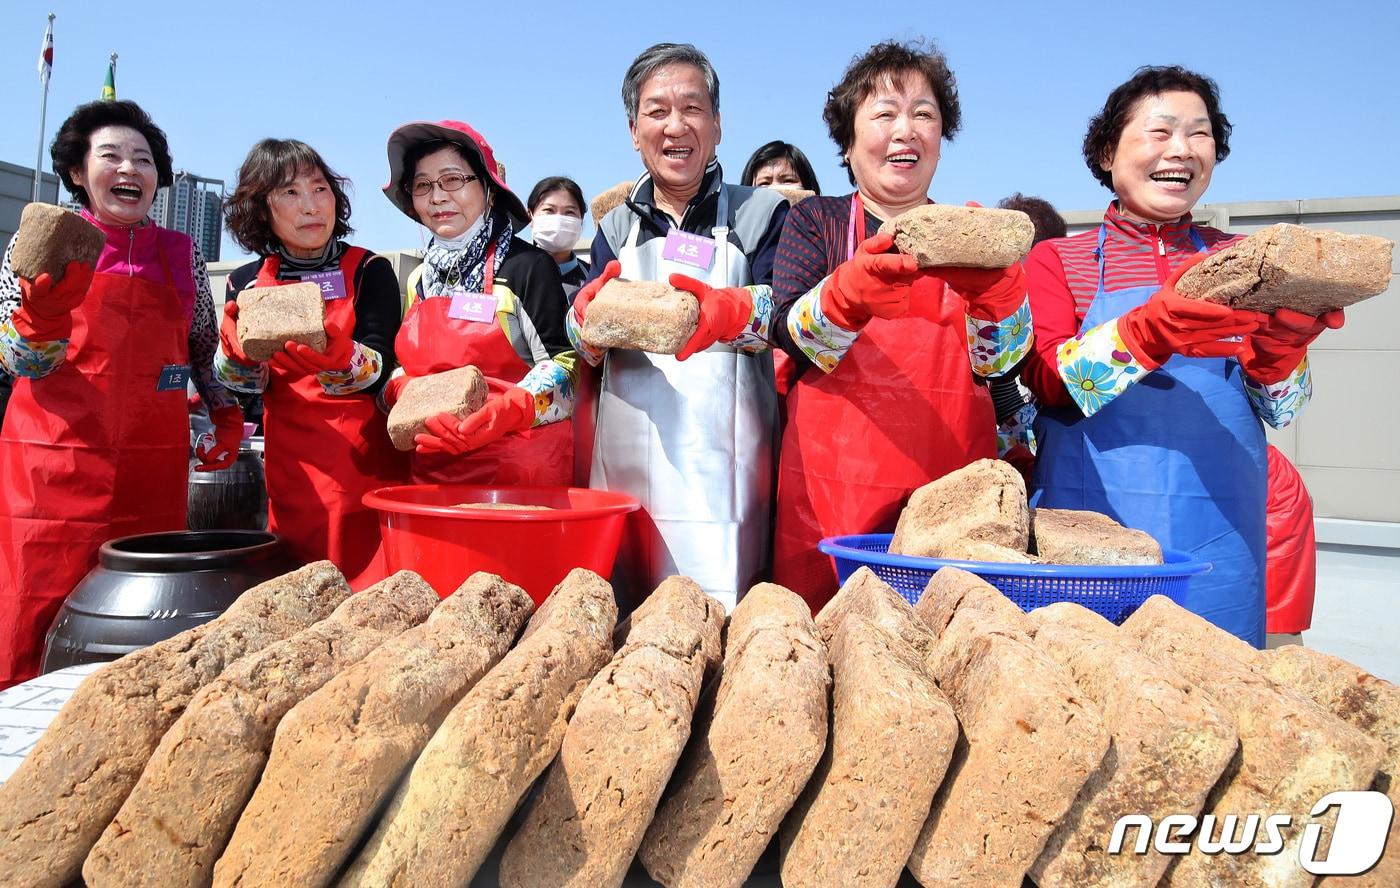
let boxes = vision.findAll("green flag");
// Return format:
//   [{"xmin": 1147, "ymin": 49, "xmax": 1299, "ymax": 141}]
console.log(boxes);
[{"xmin": 101, "ymin": 57, "xmax": 115, "ymax": 101}]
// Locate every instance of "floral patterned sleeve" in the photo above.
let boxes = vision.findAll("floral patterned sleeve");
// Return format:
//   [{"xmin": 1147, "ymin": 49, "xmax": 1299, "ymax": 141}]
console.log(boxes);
[
  {"xmin": 966, "ymin": 295, "xmax": 1033, "ymax": 377},
  {"xmin": 720, "ymin": 285, "xmax": 774, "ymax": 353},
  {"xmin": 1244, "ymin": 358, "xmax": 1311, "ymax": 428},
  {"xmin": 1055, "ymin": 316, "xmax": 1151, "ymax": 416},
  {"xmin": 516, "ymin": 358, "xmax": 575, "ymax": 426},
  {"xmin": 0, "ymin": 236, "xmax": 70, "ymax": 379},
  {"xmin": 314, "ymin": 342, "xmax": 383, "ymax": 396},
  {"xmin": 784, "ymin": 277, "xmax": 862, "ymax": 373},
  {"xmin": 1060, "ymin": 313, "xmax": 1314, "ymax": 426}
]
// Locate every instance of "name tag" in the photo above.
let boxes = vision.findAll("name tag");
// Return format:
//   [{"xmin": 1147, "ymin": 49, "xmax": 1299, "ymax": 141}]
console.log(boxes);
[
  {"xmin": 662, "ymin": 229, "xmax": 716, "ymax": 270},
  {"xmin": 156, "ymin": 364, "xmax": 191, "ymax": 391},
  {"xmin": 300, "ymin": 269, "xmax": 348, "ymax": 300},
  {"xmin": 448, "ymin": 290, "xmax": 496, "ymax": 323}
]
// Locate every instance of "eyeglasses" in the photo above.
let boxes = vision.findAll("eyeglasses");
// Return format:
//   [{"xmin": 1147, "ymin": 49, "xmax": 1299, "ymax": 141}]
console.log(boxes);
[{"xmin": 407, "ymin": 173, "xmax": 479, "ymax": 197}]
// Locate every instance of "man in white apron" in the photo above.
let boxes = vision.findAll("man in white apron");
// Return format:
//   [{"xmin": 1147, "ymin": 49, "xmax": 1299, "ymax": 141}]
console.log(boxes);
[{"xmin": 566, "ymin": 43, "xmax": 790, "ymax": 611}]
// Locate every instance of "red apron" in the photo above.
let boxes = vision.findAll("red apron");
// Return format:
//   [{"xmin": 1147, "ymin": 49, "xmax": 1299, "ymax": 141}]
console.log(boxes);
[
  {"xmin": 252, "ymin": 250, "xmax": 408, "ymax": 589},
  {"xmin": 773, "ymin": 194, "xmax": 997, "ymax": 612},
  {"xmin": 1265, "ymin": 445, "xmax": 1317, "ymax": 633},
  {"xmin": 0, "ymin": 236, "xmax": 191, "ymax": 688},
  {"xmin": 396, "ymin": 241, "xmax": 571, "ymax": 486}
]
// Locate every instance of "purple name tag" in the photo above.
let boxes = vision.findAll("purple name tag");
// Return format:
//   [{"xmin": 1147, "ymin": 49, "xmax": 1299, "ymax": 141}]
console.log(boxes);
[
  {"xmin": 300, "ymin": 270, "xmax": 347, "ymax": 300},
  {"xmin": 448, "ymin": 290, "xmax": 496, "ymax": 323},
  {"xmin": 662, "ymin": 229, "xmax": 716, "ymax": 270}
]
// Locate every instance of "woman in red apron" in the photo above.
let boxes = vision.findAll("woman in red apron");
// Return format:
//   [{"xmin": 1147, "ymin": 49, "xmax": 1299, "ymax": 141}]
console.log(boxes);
[
  {"xmin": 380, "ymin": 121, "xmax": 575, "ymax": 485},
  {"xmin": 0, "ymin": 100, "xmax": 242, "ymax": 688},
  {"xmin": 770, "ymin": 41, "xmax": 1035, "ymax": 612},
  {"xmin": 215, "ymin": 140, "xmax": 407, "ymax": 588}
]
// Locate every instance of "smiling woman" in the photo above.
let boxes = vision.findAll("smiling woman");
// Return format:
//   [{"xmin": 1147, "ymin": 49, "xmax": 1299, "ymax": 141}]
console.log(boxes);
[
  {"xmin": 768, "ymin": 39, "xmax": 1036, "ymax": 611},
  {"xmin": 214, "ymin": 138, "xmax": 407, "ymax": 587},
  {"xmin": 377, "ymin": 119, "xmax": 577, "ymax": 490},
  {"xmin": 1019, "ymin": 65, "xmax": 1344, "ymax": 647},
  {"xmin": 0, "ymin": 100, "xmax": 244, "ymax": 688}
]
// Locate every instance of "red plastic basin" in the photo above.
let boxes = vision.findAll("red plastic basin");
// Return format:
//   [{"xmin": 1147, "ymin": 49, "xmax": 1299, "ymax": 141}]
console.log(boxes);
[{"xmin": 363, "ymin": 484, "xmax": 640, "ymax": 604}]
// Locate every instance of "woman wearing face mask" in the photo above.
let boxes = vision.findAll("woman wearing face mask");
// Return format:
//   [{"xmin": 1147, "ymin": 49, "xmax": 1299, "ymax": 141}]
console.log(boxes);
[
  {"xmin": 527, "ymin": 176, "xmax": 589, "ymax": 303},
  {"xmin": 0, "ymin": 100, "xmax": 243, "ymax": 688},
  {"xmin": 1020, "ymin": 66, "xmax": 1340, "ymax": 647},
  {"xmin": 741, "ymin": 140, "xmax": 822, "ymax": 194},
  {"xmin": 382, "ymin": 120, "xmax": 576, "ymax": 485},
  {"xmin": 215, "ymin": 139, "xmax": 407, "ymax": 587},
  {"xmin": 770, "ymin": 40, "xmax": 1034, "ymax": 612}
]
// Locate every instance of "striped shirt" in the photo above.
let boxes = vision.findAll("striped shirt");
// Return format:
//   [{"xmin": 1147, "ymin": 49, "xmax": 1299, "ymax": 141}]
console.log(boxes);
[
  {"xmin": 771, "ymin": 195, "xmax": 872, "ymax": 366},
  {"xmin": 1021, "ymin": 201, "xmax": 1242, "ymax": 406}
]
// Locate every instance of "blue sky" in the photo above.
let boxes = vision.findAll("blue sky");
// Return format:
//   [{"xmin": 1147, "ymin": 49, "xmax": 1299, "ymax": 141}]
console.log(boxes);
[{"xmin": 4, "ymin": 1, "xmax": 1398, "ymax": 262}]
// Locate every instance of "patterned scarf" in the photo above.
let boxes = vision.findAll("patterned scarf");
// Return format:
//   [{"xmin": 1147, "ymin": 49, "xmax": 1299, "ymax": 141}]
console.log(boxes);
[{"xmin": 421, "ymin": 208, "xmax": 513, "ymax": 296}]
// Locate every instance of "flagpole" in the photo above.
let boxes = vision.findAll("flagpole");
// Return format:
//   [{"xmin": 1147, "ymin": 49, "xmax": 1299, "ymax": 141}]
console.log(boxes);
[{"xmin": 32, "ymin": 13, "xmax": 55, "ymax": 203}]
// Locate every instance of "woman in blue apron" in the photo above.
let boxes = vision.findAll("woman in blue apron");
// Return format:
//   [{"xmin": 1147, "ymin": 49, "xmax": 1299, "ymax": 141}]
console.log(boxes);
[{"xmin": 1020, "ymin": 66, "xmax": 1342, "ymax": 647}]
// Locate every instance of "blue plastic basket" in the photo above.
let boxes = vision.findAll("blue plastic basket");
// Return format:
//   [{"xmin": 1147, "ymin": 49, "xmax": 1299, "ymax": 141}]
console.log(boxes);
[{"xmin": 818, "ymin": 534, "xmax": 1211, "ymax": 624}]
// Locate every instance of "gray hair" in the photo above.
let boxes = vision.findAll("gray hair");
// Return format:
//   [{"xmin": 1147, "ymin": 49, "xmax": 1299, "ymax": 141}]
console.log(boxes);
[{"xmin": 621, "ymin": 43, "xmax": 720, "ymax": 127}]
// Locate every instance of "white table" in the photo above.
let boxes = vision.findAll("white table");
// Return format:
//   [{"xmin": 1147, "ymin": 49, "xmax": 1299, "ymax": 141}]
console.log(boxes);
[{"xmin": 0, "ymin": 663, "xmax": 102, "ymax": 783}]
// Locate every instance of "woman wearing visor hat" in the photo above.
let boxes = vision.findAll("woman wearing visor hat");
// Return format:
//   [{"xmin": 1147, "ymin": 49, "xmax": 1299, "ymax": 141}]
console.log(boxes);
[{"xmin": 382, "ymin": 120, "xmax": 576, "ymax": 485}]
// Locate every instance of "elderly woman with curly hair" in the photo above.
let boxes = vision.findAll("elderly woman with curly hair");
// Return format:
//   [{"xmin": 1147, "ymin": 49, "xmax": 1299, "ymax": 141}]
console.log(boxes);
[
  {"xmin": 770, "ymin": 39, "xmax": 1035, "ymax": 611},
  {"xmin": 0, "ymin": 100, "xmax": 243, "ymax": 687},
  {"xmin": 1020, "ymin": 66, "xmax": 1341, "ymax": 646},
  {"xmin": 215, "ymin": 139, "xmax": 406, "ymax": 587}
]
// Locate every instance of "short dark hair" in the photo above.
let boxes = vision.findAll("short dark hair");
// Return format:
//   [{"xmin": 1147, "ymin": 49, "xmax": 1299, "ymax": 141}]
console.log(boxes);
[
  {"xmin": 622, "ymin": 43, "xmax": 719, "ymax": 127},
  {"xmin": 740, "ymin": 141, "xmax": 822, "ymax": 194},
  {"xmin": 396, "ymin": 139, "xmax": 490, "ymax": 205},
  {"xmin": 1083, "ymin": 65, "xmax": 1232, "ymax": 190},
  {"xmin": 527, "ymin": 176, "xmax": 586, "ymax": 216},
  {"xmin": 997, "ymin": 192, "xmax": 1067, "ymax": 244},
  {"xmin": 224, "ymin": 139, "xmax": 353, "ymax": 256},
  {"xmin": 50, "ymin": 100, "xmax": 174, "ymax": 208},
  {"xmin": 824, "ymin": 39, "xmax": 961, "ymax": 187}
]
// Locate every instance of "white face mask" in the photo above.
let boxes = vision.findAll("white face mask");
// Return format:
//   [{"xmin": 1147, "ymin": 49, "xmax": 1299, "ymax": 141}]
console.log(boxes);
[
  {"xmin": 431, "ymin": 213, "xmax": 486, "ymax": 250},
  {"xmin": 532, "ymin": 213, "xmax": 582, "ymax": 253}
]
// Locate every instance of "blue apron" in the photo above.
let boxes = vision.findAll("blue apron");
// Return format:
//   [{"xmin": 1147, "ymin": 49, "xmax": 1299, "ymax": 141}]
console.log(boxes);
[{"xmin": 1031, "ymin": 225, "xmax": 1267, "ymax": 646}]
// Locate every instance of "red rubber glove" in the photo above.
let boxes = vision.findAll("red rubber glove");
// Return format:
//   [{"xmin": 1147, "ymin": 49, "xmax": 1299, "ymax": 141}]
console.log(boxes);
[
  {"xmin": 193, "ymin": 404, "xmax": 244, "ymax": 471},
  {"xmin": 270, "ymin": 314, "xmax": 355, "ymax": 377},
  {"xmin": 935, "ymin": 263, "xmax": 1028, "ymax": 321},
  {"xmin": 1116, "ymin": 255, "xmax": 1263, "ymax": 369},
  {"xmin": 572, "ymin": 260, "xmax": 622, "ymax": 322},
  {"xmin": 381, "ymin": 374, "xmax": 410, "ymax": 408},
  {"xmin": 12, "ymin": 262, "xmax": 94, "ymax": 340},
  {"xmin": 820, "ymin": 233, "xmax": 922, "ymax": 330},
  {"xmin": 669, "ymin": 273, "xmax": 754, "ymax": 361},
  {"xmin": 219, "ymin": 300, "xmax": 257, "ymax": 364},
  {"xmin": 414, "ymin": 388, "xmax": 535, "ymax": 455},
  {"xmin": 1240, "ymin": 307, "xmax": 1344, "ymax": 383}
]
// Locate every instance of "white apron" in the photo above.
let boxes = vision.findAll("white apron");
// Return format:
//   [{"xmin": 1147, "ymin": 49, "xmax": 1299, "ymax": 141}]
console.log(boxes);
[{"xmin": 591, "ymin": 187, "xmax": 777, "ymax": 610}]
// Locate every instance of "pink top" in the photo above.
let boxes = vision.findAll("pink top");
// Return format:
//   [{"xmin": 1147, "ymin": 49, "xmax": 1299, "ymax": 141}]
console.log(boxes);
[{"xmin": 81, "ymin": 209, "xmax": 196, "ymax": 319}]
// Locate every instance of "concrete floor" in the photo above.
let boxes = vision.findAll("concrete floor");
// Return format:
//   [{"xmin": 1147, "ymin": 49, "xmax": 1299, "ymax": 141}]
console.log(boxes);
[{"xmin": 1300, "ymin": 544, "xmax": 1400, "ymax": 682}]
